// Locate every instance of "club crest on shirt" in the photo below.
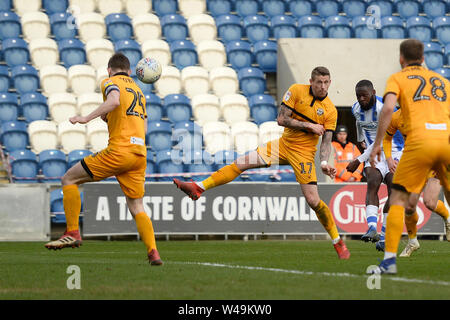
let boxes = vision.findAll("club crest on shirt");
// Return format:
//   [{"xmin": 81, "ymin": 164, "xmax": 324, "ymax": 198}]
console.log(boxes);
[
  {"xmin": 317, "ymin": 108, "xmax": 324, "ymax": 116},
  {"xmin": 284, "ymin": 90, "xmax": 292, "ymax": 101}
]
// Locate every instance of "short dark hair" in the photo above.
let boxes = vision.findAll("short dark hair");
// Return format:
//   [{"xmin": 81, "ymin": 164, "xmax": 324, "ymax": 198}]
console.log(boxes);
[
  {"xmin": 355, "ymin": 79, "xmax": 374, "ymax": 90},
  {"xmin": 108, "ymin": 52, "xmax": 130, "ymax": 71},
  {"xmin": 400, "ymin": 39, "xmax": 424, "ymax": 62},
  {"xmin": 311, "ymin": 66, "xmax": 330, "ymax": 80}
]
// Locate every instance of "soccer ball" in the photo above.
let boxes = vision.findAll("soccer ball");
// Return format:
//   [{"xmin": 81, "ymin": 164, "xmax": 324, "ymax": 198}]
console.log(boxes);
[{"xmin": 135, "ymin": 57, "xmax": 162, "ymax": 84}]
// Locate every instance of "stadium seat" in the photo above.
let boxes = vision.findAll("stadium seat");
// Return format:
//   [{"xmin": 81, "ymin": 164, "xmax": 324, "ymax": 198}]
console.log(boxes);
[
  {"xmin": 154, "ymin": 65, "xmax": 182, "ymax": 97},
  {"xmin": 172, "ymin": 121, "xmax": 203, "ymax": 152},
  {"xmin": 187, "ymin": 14, "xmax": 217, "ymax": 44},
  {"xmin": 9, "ymin": 149, "xmax": 38, "ymax": 183},
  {"xmin": 207, "ymin": 0, "xmax": 232, "ymax": 17},
  {"xmin": 298, "ymin": 15, "xmax": 324, "ymax": 38},
  {"xmin": 0, "ymin": 11, "xmax": 21, "ymax": 40},
  {"xmin": 1, "ymin": 121, "xmax": 28, "ymax": 151},
  {"xmin": 220, "ymin": 93, "xmax": 250, "ymax": 125},
  {"xmin": 21, "ymin": 11, "xmax": 50, "ymax": 41},
  {"xmin": 125, "ymin": 0, "xmax": 152, "ymax": 17},
  {"xmin": 141, "ymin": 39, "xmax": 171, "ymax": 66},
  {"xmin": 155, "ymin": 149, "xmax": 184, "ymax": 181},
  {"xmin": 433, "ymin": 16, "xmax": 450, "ymax": 45},
  {"xmin": 197, "ymin": 40, "xmax": 227, "ymax": 71},
  {"xmin": 97, "ymin": 0, "xmax": 123, "ymax": 16},
  {"xmin": 423, "ymin": 0, "xmax": 447, "ymax": 19},
  {"xmin": 262, "ymin": 0, "xmax": 286, "ymax": 17},
  {"xmin": 352, "ymin": 16, "xmax": 379, "ymax": 39},
  {"xmin": 58, "ymin": 120, "xmax": 87, "ymax": 153},
  {"xmin": 226, "ymin": 40, "xmax": 253, "ymax": 70},
  {"xmin": 258, "ymin": 120, "xmax": 284, "ymax": 144},
  {"xmin": 11, "ymin": 65, "xmax": 39, "ymax": 94},
  {"xmin": 145, "ymin": 93, "xmax": 163, "ymax": 121},
  {"xmin": 325, "ymin": 16, "xmax": 352, "ymax": 38},
  {"xmin": 105, "ymin": 13, "xmax": 133, "ymax": 42},
  {"xmin": 147, "ymin": 120, "xmax": 173, "ymax": 151},
  {"xmin": 132, "ymin": 13, "xmax": 161, "ymax": 43},
  {"xmin": 114, "ymin": 39, "xmax": 142, "ymax": 67},
  {"xmin": 368, "ymin": 0, "xmax": 393, "ymax": 16},
  {"xmin": 48, "ymin": 93, "xmax": 77, "ymax": 123},
  {"xmin": 146, "ymin": 149, "xmax": 157, "ymax": 181},
  {"xmin": 170, "ymin": 40, "xmax": 198, "ymax": 69},
  {"xmin": 243, "ymin": 15, "xmax": 270, "ymax": 43},
  {"xmin": 28, "ymin": 120, "xmax": 58, "ymax": 153},
  {"xmin": 43, "ymin": 0, "xmax": 68, "ymax": 15},
  {"xmin": 153, "ymin": 0, "xmax": 178, "ymax": 16},
  {"xmin": 381, "ymin": 16, "xmax": 406, "ymax": 39},
  {"xmin": 96, "ymin": 65, "xmax": 109, "ymax": 87},
  {"xmin": 39, "ymin": 149, "xmax": 67, "ymax": 182},
  {"xmin": 213, "ymin": 149, "xmax": 237, "ymax": 169},
  {"xmin": 179, "ymin": 0, "xmax": 206, "ymax": 18},
  {"xmin": 0, "ymin": 66, "xmax": 10, "ymax": 93},
  {"xmin": 39, "ymin": 65, "xmax": 68, "ymax": 95},
  {"xmin": 216, "ymin": 14, "xmax": 243, "ymax": 42},
  {"xmin": 50, "ymin": 188, "xmax": 64, "ymax": 217},
  {"xmin": 342, "ymin": 0, "xmax": 366, "ymax": 18},
  {"xmin": 238, "ymin": 67, "xmax": 266, "ymax": 97},
  {"xmin": 76, "ymin": 12, "xmax": 106, "ymax": 42},
  {"xmin": 202, "ymin": 121, "xmax": 232, "ymax": 154},
  {"xmin": 0, "ymin": 92, "xmax": 18, "ymax": 122},
  {"xmin": 161, "ymin": 14, "xmax": 188, "ymax": 42},
  {"xmin": 288, "ymin": 0, "xmax": 313, "ymax": 18},
  {"xmin": 78, "ymin": 93, "xmax": 103, "ymax": 117},
  {"xmin": 0, "ymin": 0, "xmax": 11, "ymax": 11},
  {"xmin": 86, "ymin": 39, "xmax": 115, "ymax": 69},
  {"xmin": 396, "ymin": 0, "xmax": 421, "ymax": 19},
  {"xmin": 209, "ymin": 67, "xmax": 239, "ymax": 97},
  {"xmin": 3, "ymin": 38, "xmax": 29, "ymax": 67},
  {"xmin": 184, "ymin": 150, "xmax": 214, "ymax": 181},
  {"xmin": 164, "ymin": 94, "xmax": 192, "ymax": 123},
  {"xmin": 20, "ymin": 92, "xmax": 48, "ymax": 123},
  {"xmin": 315, "ymin": 0, "xmax": 339, "ymax": 18},
  {"xmin": 253, "ymin": 40, "xmax": 277, "ymax": 72},
  {"xmin": 86, "ymin": 119, "xmax": 108, "ymax": 152},
  {"xmin": 68, "ymin": 65, "xmax": 97, "ymax": 95},
  {"xmin": 191, "ymin": 94, "xmax": 221, "ymax": 125},
  {"xmin": 445, "ymin": 44, "xmax": 450, "ymax": 66},
  {"xmin": 249, "ymin": 94, "xmax": 278, "ymax": 124},
  {"xmin": 271, "ymin": 15, "xmax": 297, "ymax": 39},
  {"xmin": 407, "ymin": 16, "xmax": 432, "ymax": 43},
  {"xmin": 12, "ymin": 0, "xmax": 41, "ymax": 15},
  {"xmin": 231, "ymin": 121, "xmax": 259, "ymax": 154},
  {"xmin": 58, "ymin": 39, "xmax": 86, "ymax": 68},
  {"xmin": 433, "ymin": 67, "xmax": 450, "ymax": 80},
  {"xmin": 29, "ymin": 38, "xmax": 59, "ymax": 69},
  {"xmin": 181, "ymin": 66, "xmax": 210, "ymax": 98},
  {"xmin": 235, "ymin": 0, "xmax": 259, "ymax": 17},
  {"xmin": 69, "ymin": 0, "xmax": 96, "ymax": 13}
]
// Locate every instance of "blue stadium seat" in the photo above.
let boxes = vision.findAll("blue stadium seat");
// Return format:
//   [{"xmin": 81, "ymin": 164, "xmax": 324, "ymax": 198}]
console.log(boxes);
[
  {"xmin": 235, "ymin": 0, "xmax": 260, "ymax": 17},
  {"xmin": 0, "ymin": 0, "xmax": 11, "ymax": 11},
  {"xmin": 271, "ymin": 15, "xmax": 297, "ymax": 39},
  {"xmin": 325, "ymin": 15, "xmax": 352, "ymax": 38},
  {"xmin": 208, "ymin": 0, "xmax": 233, "ymax": 17},
  {"xmin": 58, "ymin": 39, "xmax": 86, "ymax": 68},
  {"xmin": 0, "ymin": 65, "xmax": 10, "ymax": 92},
  {"xmin": 342, "ymin": 0, "xmax": 366, "ymax": 18},
  {"xmin": 249, "ymin": 94, "xmax": 277, "ymax": 124},
  {"xmin": 43, "ymin": 0, "xmax": 68, "ymax": 15},
  {"xmin": 298, "ymin": 15, "xmax": 324, "ymax": 38},
  {"xmin": 0, "ymin": 11, "xmax": 21, "ymax": 40},
  {"xmin": 170, "ymin": 40, "xmax": 198, "ymax": 69},
  {"xmin": 433, "ymin": 16, "xmax": 450, "ymax": 45},
  {"xmin": 253, "ymin": 40, "xmax": 277, "ymax": 72},
  {"xmin": 145, "ymin": 93, "xmax": 163, "ymax": 121},
  {"xmin": 50, "ymin": 13, "xmax": 77, "ymax": 40},
  {"xmin": 147, "ymin": 120, "xmax": 173, "ymax": 151},
  {"xmin": 164, "ymin": 94, "xmax": 192, "ymax": 123},
  {"xmin": 132, "ymin": 72, "xmax": 153, "ymax": 94},
  {"xmin": 184, "ymin": 150, "xmax": 214, "ymax": 181},
  {"xmin": 0, "ymin": 41, "xmax": 3, "ymax": 63},
  {"xmin": 68, "ymin": 149, "xmax": 92, "ymax": 168},
  {"xmin": 381, "ymin": 16, "xmax": 406, "ymax": 39},
  {"xmin": 1, "ymin": 121, "xmax": 28, "ymax": 151},
  {"xmin": 424, "ymin": 42, "xmax": 444, "ymax": 70},
  {"xmin": 173, "ymin": 121, "xmax": 203, "ymax": 152},
  {"xmin": 50, "ymin": 189, "xmax": 64, "ymax": 214},
  {"xmin": 153, "ymin": 0, "xmax": 178, "ymax": 16},
  {"xmin": 368, "ymin": 0, "xmax": 394, "ymax": 16},
  {"xmin": 423, "ymin": 0, "xmax": 447, "ymax": 19},
  {"xmin": 433, "ymin": 67, "xmax": 450, "ymax": 80},
  {"xmin": 288, "ymin": 0, "xmax": 313, "ymax": 18},
  {"xmin": 214, "ymin": 149, "xmax": 237, "ymax": 169},
  {"xmin": 0, "ymin": 92, "xmax": 18, "ymax": 122},
  {"xmin": 396, "ymin": 0, "xmax": 421, "ymax": 19},
  {"xmin": 243, "ymin": 15, "xmax": 270, "ymax": 43},
  {"xmin": 352, "ymin": 16, "xmax": 379, "ymax": 39},
  {"xmin": 39, "ymin": 149, "xmax": 68, "ymax": 182},
  {"xmin": 262, "ymin": 0, "xmax": 286, "ymax": 18},
  {"xmin": 238, "ymin": 67, "xmax": 266, "ymax": 97},
  {"xmin": 105, "ymin": 13, "xmax": 133, "ymax": 42},
  {"xmin": 407, "ymin": 16, "xmax": 432, "ymax": 43},
  {"xmin": 115, "ymin": 39, "xmax": 142, "ymax": 67},
  {"xmin": 161, "ymin": 14, "xmax": 188, "ymax": 42},
  {"xmin": 445, "ymin": 44, "xmax": 450, "ymax": 66},
  {"xmin": 11, "ymin": 65, "xmax": 39, "ymax": 94},
  {"xmin": 216, "ymin": 14, "xmax": 243, "ymax": 42},
  {"xmin": 20, "ymin": 92, "xmax": 48, "ymax": 123},
  {"xmin": 226, "ymin": 40, "xmax": 253, "ymax": 70},
  {"xmin": 3, "ymin": 38, "xmax": 29, "ymax": 67},
  {"xmin": 146, "ymin": 149, "xmax": 157, "ymax": 181},
  {"xmin": 9, "ymin": 149, "xmax": 39, "ymax": 183},
  {"xmin": 155, "ymin": 149, "xmax": 184, "ymax": 181},
  {"xmin": 315, "ymin": 0, "xmax": 340, "ymax": 18}
]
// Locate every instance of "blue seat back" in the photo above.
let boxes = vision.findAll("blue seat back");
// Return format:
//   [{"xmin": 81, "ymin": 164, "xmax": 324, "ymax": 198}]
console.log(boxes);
[
  {"xmin": 396, "ymin": 0, "xmax": 421, "ymax": 19},
  {"xmin": 208, "ymin": 0, "xmax": 232, "ymax": 17},
  {"xmin": 105, "ymin": 13, "xmax": 133, "ymax": 41},
  {"xmin": 9, "ymin": 149, "xmax": 38, "ymax": 182},
  {"xmin": 368, "ymin": 0, "xmax": 393, "ymax": 16},
  {"xmin": 184, "ymin": 150, "xmax": 214, "ymax": 181},
  {"xmin": 170, "ymin": 40, "xmax": 197, "ymax": 69},
  {"xmin": 115, "ymin": 39, "xmax": 142, "ymax": 67},
  {"xmin": 271, "ymin": 15, "xmax": 297, "ymax": 39},
  {"xmin": 423, "ymin": 0, "xmax": 447, "ymax": 18},
  {"xmin": 147, "ymin": 120, "xmax": 173, "ymax": 151},
  {"xmin": 289, "ymin": 0, "xmax": 313, "ymax": 18},
  {"xmin": 407, "ymin": 16, "xmax": 432, "ymax": 43},
  {"xmin": 161, "ymin": 14, "xmax": 188, "ymax": 42},
  {"xmin": 50, "ymin": 12, "xmax": 77, "ymax": 40},
  {"xmin": 235, "ymin": 0, "xmax": 259, "ymax": 17},
  {"xmin": 244, "ymin": 15, "xmax": 270, "ymax": 43},
  {"xmin": 11, "ymin": 65, "xmax": 39, "ymax": 94},
  {"xmin": 445, "ymin": 43, "xmax": 450, "ymax": 63},
  {"xmin": 325, "ymin": 15, "xmax": 352, "ymax": 38},
  {"xmin": 238, "ymin": 67, "xmax": 266, "ymax": 96},
  {"xmin": 156, "ymin": 149, "xmax": 184, "ymax": 181},
  {"xmin": 173, "ymin": 121, "xmax": 203, "ymax": 152},
  {"xmin": 253, "ymin": 40, "xmax": 277, "ymax": 72},
  {"xmin": 145, "ymin": 93, "xmax": 163, "ymax": 121},
  {"xmin": 58, "ymin": 39, "xmax": 86, "ymax": 68},
  {"xmin": 342, "ymin": 0, "xmax": 366, "ymax": 18},
  {"xmin": 216, "ymin": 14, "xmax": 243, "ymax": 42},
  {"xmin": 20, "ymin": 92, "xmax": 48, "ymax": 122},
  {"xmin": 50, "ymin": 189, "xmax": 64, "ymax": 213},
  {"xmin": 262, "ymin": 0, "xmax": 286, "ymax": 17},
  {"xmin": 226, "ymin": 40, "xmax": 253, "ymax": 70},
  {"xmin": 298, "ymin": 15, "xmax": 324, "ymax": 38},
  {"xmin": 39, "ymin": 149, "xmax": 67, "ymax": 181},
  {"xmin": 316, "ymin": 0, "xmax": 339, "ymax": 18},
  {"xmin": 0, "ymin": 92, "xmax": 18, "ymax": 122},
  {"xmin": 154, "ymin": 0, "xmax": 178, "ymax": 16},
  {"xmin": 0, "ymin": 0, "xmax": 11, "ymax": 11},
  {"xmin": 424, "ymin": 42, "xmax": 444, "ymax": 69},
  {"xmin": 433, "ymin": 17, "xmax": 450, "ymax": 45},
  {"xmin": 214, "ymin": 150, "xmax": 237, "ymax": 169},
  {"xmin": 68, "ymin": 149, "xmax": 92, "ymax": 168},
  {"xmin": 352, "ymin": 16, "xmax": 379, "ymax": 38},
  {"xmin": 1, "ymin": 121, "xmax": 28, "ymax": 151},
  {"xmin": 43, "ymin": 0, "xmax": 68, "ymax": 15},
  {"xmin": 164, "ymin": 94, "xmax": 191, "ymax": 123},
  {"xmin": 381, "ymin": 16, "xmax": 406, "ymax": 39},
  {"xmin": 0, "ymin": 11, "xmax": 21, "ymax": 40},
  {"xmin": 3, "ymin": 38, "xmax": 29, "ymax": 67},
  {"xmin": 0, "ymin": 65, "xmax": 10, "ymax": 92},
  {"xmin": 433, "ymin": 67, "xmax": 450, "ymax": 81},
  {"xmin": 249, "ymin": 94, "xmax": 277, "ymax": 124}
]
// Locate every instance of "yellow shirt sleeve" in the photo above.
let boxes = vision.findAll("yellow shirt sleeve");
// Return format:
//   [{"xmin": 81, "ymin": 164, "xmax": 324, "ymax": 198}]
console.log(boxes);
[
  {"xmin": 324, "ymin": 106, "xmax": 337, "ymax": 131},
  {"xmin": 282, "ymin": 84, "xmax": 298, "ymax": 109}
]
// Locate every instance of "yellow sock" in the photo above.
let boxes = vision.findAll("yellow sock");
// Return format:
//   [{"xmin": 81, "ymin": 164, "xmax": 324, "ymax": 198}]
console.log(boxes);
[
  {"xmin": 202, "ymin": 163, "xmax": 242, "ymax": 190},
  {"xmin": 405, "ymin": 212, "xmax": 418, "ymax": 239},
  {"xmin": 385, "ymin": 205, "xmax": 405, "ymax": 254},
  {"xmin": 434, "ymin": 200, "xmax": 449, "ymax": 221},
  {"xmin": 63, "ymin": 184, "xmax": 81, "ymax": 232},
  {"xmin": 313, "ymin": 200, "xmax": 340, "ymax": 241},
  {"xmin": 134, "ymin": 212, "xmax": 157, "ymax": 253}
]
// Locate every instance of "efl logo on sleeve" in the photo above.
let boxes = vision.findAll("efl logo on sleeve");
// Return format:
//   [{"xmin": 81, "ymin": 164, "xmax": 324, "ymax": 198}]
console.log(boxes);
[{"xmin": 283, "ymin": 90, "xmax": 292, "ymax": 101}]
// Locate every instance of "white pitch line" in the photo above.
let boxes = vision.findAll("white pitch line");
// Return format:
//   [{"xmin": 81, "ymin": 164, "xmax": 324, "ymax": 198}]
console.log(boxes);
[{"xmin": 170, "ymin": 261, "xmax": 450, "ymax": 287}]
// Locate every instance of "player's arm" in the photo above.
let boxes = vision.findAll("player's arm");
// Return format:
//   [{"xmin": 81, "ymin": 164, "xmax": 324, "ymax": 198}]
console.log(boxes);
[
  {"xmin": 277, "ymin": 104, "xmax": 325, "ymax": 135},
  {"xmin": 346, "ymin": 142, "xmax": 373, "ymax": 172},
  {"xmin": 70, "ymin": 90, "xmax": 120, "ymax": 124},
  {"xmin": 319, "ymin": 130, "xmax": 336, "ymax": 179}
]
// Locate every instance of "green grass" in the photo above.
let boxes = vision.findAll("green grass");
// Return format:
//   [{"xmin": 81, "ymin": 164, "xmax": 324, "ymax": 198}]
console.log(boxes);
[{"xmin": 0, "ymin": 240, "xmax": 449, "ymax": 299}]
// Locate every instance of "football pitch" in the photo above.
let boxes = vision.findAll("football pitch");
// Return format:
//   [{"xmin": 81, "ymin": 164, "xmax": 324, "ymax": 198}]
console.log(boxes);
[{"xmin": 0, "ymin": 239, "xmax": 449, "ymax": 300}]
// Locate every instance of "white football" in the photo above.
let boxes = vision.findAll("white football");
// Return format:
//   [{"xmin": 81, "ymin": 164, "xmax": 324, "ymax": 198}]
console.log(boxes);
[{"xmin": 135, "ymin": 57, "xmax": 162, "ymax": 84}]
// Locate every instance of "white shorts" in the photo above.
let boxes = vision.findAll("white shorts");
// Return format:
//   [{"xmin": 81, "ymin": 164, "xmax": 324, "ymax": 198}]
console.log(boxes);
[{"xmin": 364, "ymin": 150, "xmax": 403, "ymax": 179}]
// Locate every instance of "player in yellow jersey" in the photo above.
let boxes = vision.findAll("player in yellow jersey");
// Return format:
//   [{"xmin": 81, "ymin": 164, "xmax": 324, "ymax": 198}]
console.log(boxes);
[
  {"xmin": 174, "ymin": 66, "xmax": 351, "ymax": 259},
  {"xmin": 369, "ymin": 39, "xmax": 450, "ymax": 274},
  {"xmin": 45, "ymin": 53, "xmax": 163, "ymax": 266}
]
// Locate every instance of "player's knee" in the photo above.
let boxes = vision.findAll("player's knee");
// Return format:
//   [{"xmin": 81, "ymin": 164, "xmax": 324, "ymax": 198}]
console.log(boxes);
[
  {"xmin": 305, "ymin": 194, "xmax": 320, "ymax": 209},
  {"xmin": 405, "ymin": 204, "xmax": 415, "ymax": 215},
  {"xmin": 423, "ymin": 198, "xmax": 437, "ymax": 211}
]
